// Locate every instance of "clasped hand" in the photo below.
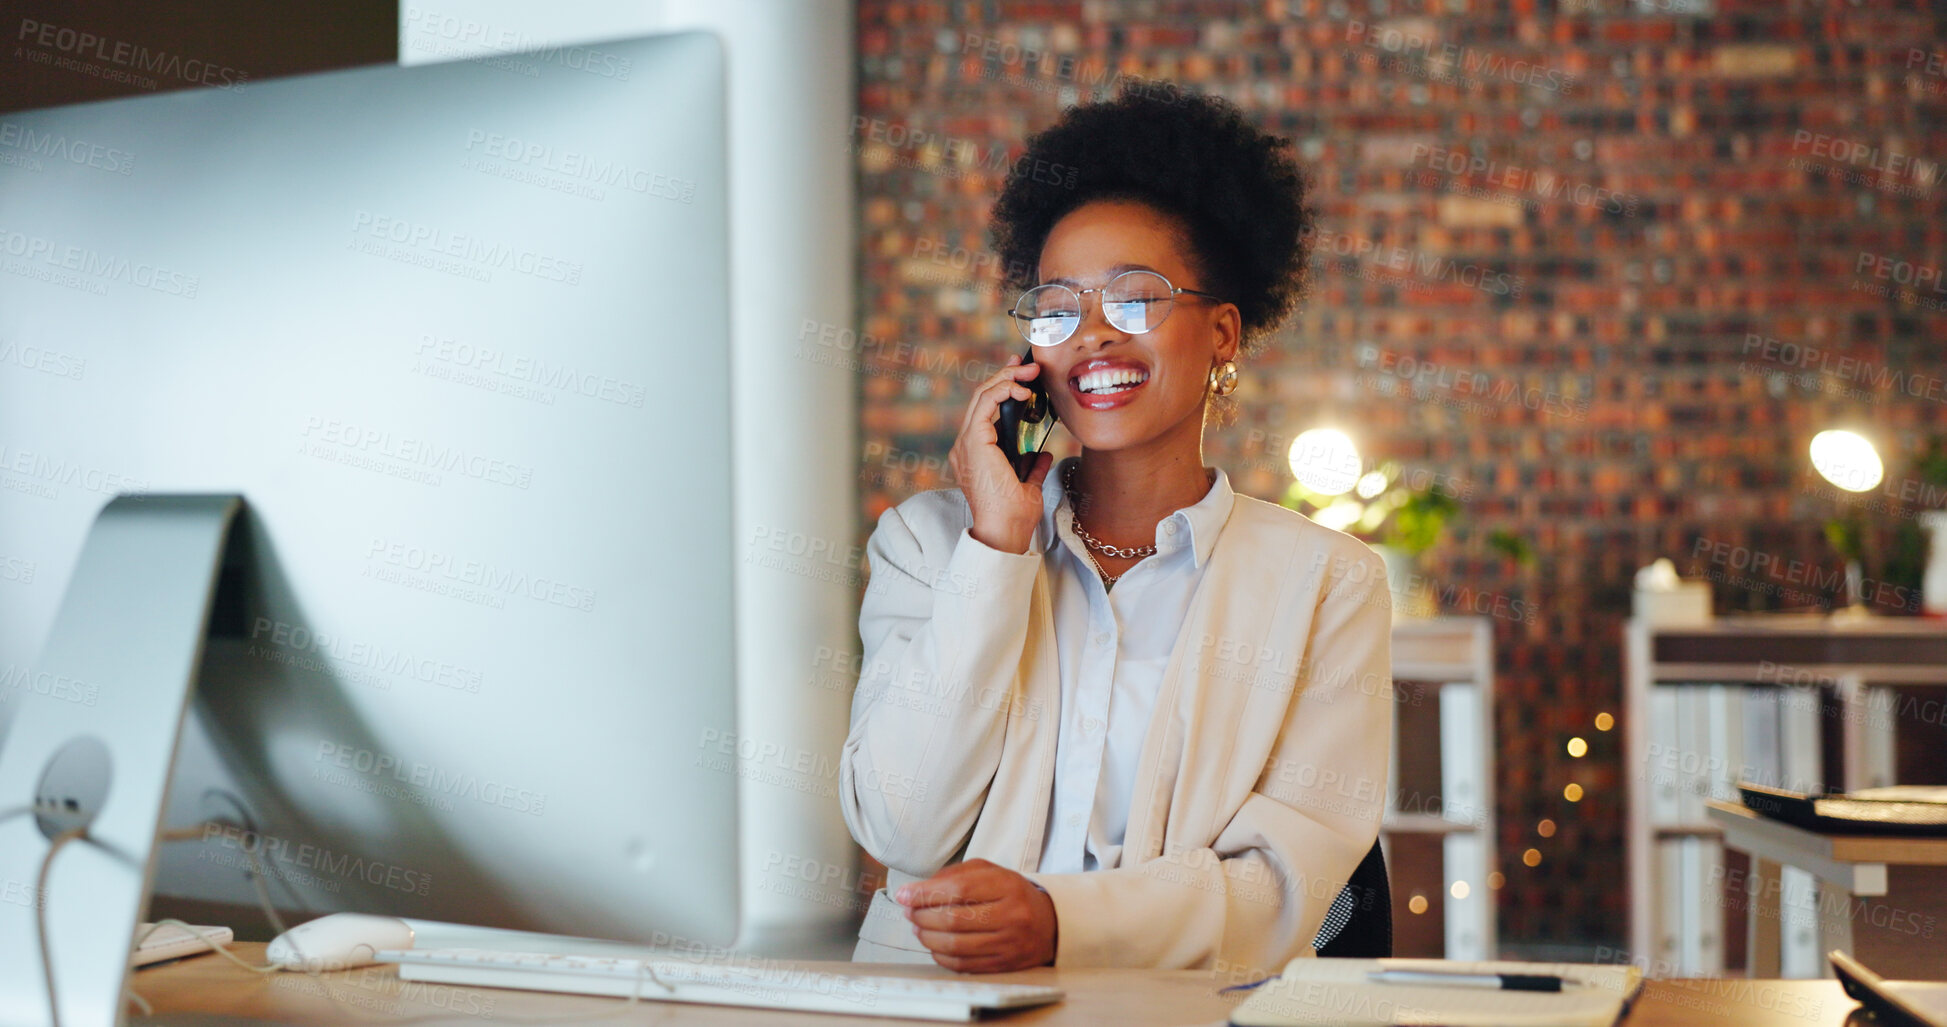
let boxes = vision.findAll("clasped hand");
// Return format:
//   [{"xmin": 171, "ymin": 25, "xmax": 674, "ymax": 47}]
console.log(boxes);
[{"xmin": 895, "ymin": 858, "xmax": 1058, "ymax": 973}]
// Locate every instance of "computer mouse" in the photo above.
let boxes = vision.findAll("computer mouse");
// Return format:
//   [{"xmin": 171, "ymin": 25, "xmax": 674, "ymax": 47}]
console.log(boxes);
[{"xmin": 265, "ymin": 912, "xmax": 414, "ymax": 972}]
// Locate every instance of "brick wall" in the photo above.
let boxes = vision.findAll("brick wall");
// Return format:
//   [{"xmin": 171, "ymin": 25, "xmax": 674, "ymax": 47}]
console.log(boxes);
[{"xmin": 853, "ymin": 0, "xmax": 1947, "ymax": 952}]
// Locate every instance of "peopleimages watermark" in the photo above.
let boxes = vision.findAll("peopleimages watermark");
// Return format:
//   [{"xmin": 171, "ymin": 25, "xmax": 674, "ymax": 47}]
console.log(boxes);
[
  {"xmin": 757, "ymin": 849, "xmax": 880, "ymax": 915},
  {"xmin": 852, "ymin": 663, "xmax": 1047, "ymax": 723},
  {"xmin": 0, "ymin": 554, "xmax": 34, "ymax": 586},
  {"xmin": 695, "ymin": 728, "xmax": 928, "ymax": 804},
  {"xmin": 0, "ymin": 662, "xmax": 99, "ymax": 706},
  {"xmin": 14, "ymin": 18, "xmax": 249, "ymax": 91},
  {"xmin": 1354, "ymin": 344, "xmax": 1588, "ymax": 420},
  {"xmin": 0, "ymin": 441, "xmax": 148, "ymax": 502},
  {"xmin": 249, "ymin": 616, "xmax": 484, "ymax": 694},
  {"xmin": 1691, "ymin": 537, "xmax": 1921, "ymax": 612},
  {"xmin": 0, "ymin": 226, "xmax": 200, "ymax": 298},
  {"xmin": 197, "ymin": 822, "xmax": 432, "ymax": 897},
  {"xmin": 1738, "ymin": 332, "xmax": 1947, "ymax": 404},
  {"xmin": 1303, "ymin": 226, "xmax": 1523, "ymax": 298},
  {"xmin": 401, "ymin": 7, "xmax": 633, "ymax": 80},
  {"xmin": 904, "ymin": 236, "xmax": 1038, "ymax": 297},
  {"xmin": 850, "ymin": 116, "xmax": 1076, "ymax": 187},
  {"xmin": 796, "ymin": 318, "xmax": 1000, "ymax": 385},
  {"xmin": 1853, "ymin": 251, "xmax": 1947, "ymax": 312},
  {"xmin": 413, "ymin": 333, "xmax": 647, "ymax": 408},
  {"xmin": 1344, "ymin": 20, "xmax": 1577, "ymax": 94},
  {"xmin": 1788, "ymin": 130, "xmax": 1943, "ymax": 198},
  {"xmin": 347, "ymin": 209, "xmax": 583, "ymax": 286},
  {"xmin": 1714, "ymin": 863, "xmax": 1937, "ymax": 938},
  {"xmin": 1758, "ymin": 660, "xmax": 1946, "ymax": 730},
  {"xmin": 363, "ymin": 537, "xmax": 596, "ymax": 613},
  {"xmin": 1590, "ymin": 947, "xmax": 1825, "ymax": 1016},
  {"xmin": 298, "ymin": 415, "xmax": 535, "ymax": 491},
  {"xmin": 955, "ymin": 31, "xmax": 1191, "ymax": 103},
  {"xmin": 1909, "ymin": 48, "xmax": 1947, "ymax": 96},
  {"xmin": 0, "ymin": 120, "xmax": 134, "ymax": 176},
  {"xmin": 0, "ymin": 338, "xmax": 86, "ymax": 382},
  {"xmin": 747, "ymin": 524, "xmax": 869, "ymax": 591},
  {"xmin": 314, "ymin": 739, "xmax": 547, "ymax": 816},
  {"xmin": 274, "ymin": 969, "xmax": 499, "ymax": 1019},
  {"xmin": 1409, "ymin": 144, "xmax": 1639, "ymax": 216},
  {"xmin": 462, "ymin": 128, "xmax": 694, "ymax": 203}
]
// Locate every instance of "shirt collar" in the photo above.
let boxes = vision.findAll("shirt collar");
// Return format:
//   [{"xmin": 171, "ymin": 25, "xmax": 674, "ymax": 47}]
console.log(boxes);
[{"xmin": 1038, "ymin": 455, "xmax": 1235, "ymax": 567}]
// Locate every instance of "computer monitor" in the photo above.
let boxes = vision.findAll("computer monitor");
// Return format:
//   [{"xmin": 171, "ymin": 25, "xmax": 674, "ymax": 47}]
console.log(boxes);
[{"xmin": 0, "ymin": 30, "xmax": 810, "ymax": 1016}]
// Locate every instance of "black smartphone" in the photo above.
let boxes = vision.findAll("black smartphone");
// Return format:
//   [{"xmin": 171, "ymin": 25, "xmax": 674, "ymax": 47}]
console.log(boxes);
[{"xmin": 994, "ymin": 347, "xmax": 1057, "ymax": 482}]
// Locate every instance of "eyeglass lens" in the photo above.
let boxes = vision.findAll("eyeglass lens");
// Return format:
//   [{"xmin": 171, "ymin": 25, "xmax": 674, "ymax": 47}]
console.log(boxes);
[{"xmin": 1016, "ymin": 270, "xmax": 1177, "ymax": 346}]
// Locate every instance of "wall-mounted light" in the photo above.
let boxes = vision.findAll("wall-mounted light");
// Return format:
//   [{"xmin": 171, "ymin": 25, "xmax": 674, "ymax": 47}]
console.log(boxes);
[
  {"xmin": 1287, "ymin": 428, "xmax": 1361, "ymax": 496},
  {"xmin": 1811, "ymin": 429, "xmax": 1882, "ymax": 619}
]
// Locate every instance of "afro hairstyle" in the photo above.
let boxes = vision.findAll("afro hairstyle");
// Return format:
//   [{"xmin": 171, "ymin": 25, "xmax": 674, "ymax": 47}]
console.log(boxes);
[{"xmin": 987, "ymin": 85, "xmax": 1316, "ymax": 354}]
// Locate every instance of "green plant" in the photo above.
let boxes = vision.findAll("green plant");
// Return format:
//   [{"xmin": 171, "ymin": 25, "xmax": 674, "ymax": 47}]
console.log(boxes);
[
  {"xmin": 1279, "ymin": 461, "xmax": 1468, "ymax": 557},
  {"xmin": 1878, "ymin": 433, "xmax": 1947, "ymax": 602},
  {"xmin": 1487, "ymin": 530, "xmax": 1535, "ymax": 565}
]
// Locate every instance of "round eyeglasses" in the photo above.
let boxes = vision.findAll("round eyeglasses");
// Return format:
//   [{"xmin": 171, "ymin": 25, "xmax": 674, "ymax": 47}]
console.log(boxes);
[{"xmin": 1009, "ymin": 269, "xmax": 1226, "ymax": 347}]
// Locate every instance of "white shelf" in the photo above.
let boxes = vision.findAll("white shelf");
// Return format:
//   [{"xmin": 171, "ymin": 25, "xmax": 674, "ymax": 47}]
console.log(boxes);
[{"xmin": 1384, "ymin": 615, "xmax": 1495, "ymax": 961}]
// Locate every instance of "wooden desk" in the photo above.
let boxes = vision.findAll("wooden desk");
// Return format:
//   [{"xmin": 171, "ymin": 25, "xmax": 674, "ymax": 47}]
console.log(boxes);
[
  {"xmin": 130, "ymin": 943, "xmax": 1860, "ymax": 1026},
  {"xmin": 1707, "ymin": 799, "xmax": 1947, "ymax": 982}
]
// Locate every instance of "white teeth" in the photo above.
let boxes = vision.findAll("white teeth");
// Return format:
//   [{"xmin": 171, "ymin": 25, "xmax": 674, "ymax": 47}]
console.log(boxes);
[{"xmin": 1076, "ymin": 367, "xmax": 1148, "ymax": 395}]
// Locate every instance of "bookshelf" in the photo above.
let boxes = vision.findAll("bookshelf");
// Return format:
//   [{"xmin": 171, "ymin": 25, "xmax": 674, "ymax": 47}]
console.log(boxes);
[
  {"xmin": 1624, "ymin": 616, "xmax": 1947, "ymax": 978},
  {"xmin": 1385, "ymin": 615, "xmax": 1496, "ymax": 960}
]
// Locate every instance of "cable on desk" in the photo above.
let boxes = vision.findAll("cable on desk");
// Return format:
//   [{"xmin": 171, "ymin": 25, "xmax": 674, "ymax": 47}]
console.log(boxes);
[
  {"xmin": 36, "ymin": 826, "xmax": 87, "ymax": 1027},
  {"xmin": 130, "ymin": 821, "xmax": 665, "ymax": 1027}
]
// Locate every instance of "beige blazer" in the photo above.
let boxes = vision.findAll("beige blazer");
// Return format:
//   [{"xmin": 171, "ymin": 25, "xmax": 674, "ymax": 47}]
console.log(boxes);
[{"xmin": 839, "ymin": 481, "xmax": 1393, "ymax": 973}]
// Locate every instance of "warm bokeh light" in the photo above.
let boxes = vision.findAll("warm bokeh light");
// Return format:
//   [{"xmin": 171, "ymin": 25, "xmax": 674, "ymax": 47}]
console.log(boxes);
[
  {"xmin": 1566, "ymin": 737, "xmax": 1588, "ymax": 758},
  {"xmin": 1288, "ymin": 428, "xmax": 1361, "ymax": 496},
  {"xmin": 1355, "ymin": 469, "xmax": 1388, "ymax": 499},
  {"xmin": 1810, "ymin": 429, "xmax": 1884, "ymax": 492},
  {"xmin": 1537, "ymin": 818, "xmax": 1557, "ymax": 838},
  {"xmin": 1564, "ymin": 783, "xmax": 1584, "ymax": 802},
  {"xmin": 1522, "ymin": 848, "xmax": 1542, "ymax": 867},
  {"xmin": 1408, "ymin": 894, "xmax": 1428, "ymax": 914},
  {"xmin": 1311, "ymin": 497, "xmax": 1365, "ymax": 532},
  {"xmin": 1451, "ymin": 881, "xmax": 1470, "ymax": 900},
  {"xmin": 1594, "ymin": 712, "xmax": 1614, "ymax": 732},
  {"xmin": 1487, "ymin": 871, "xmax": 1505, "ymax": 890}
]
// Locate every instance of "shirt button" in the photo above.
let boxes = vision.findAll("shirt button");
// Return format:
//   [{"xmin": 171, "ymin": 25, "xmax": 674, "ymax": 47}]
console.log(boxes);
[
  {"xmin": 1164, "ymin": 521, "xmax": 1178, "ymax": 536},
  {"xmin": 1067, "ymin": 813, "xmax": 1084, "ymax": 828},
  {"xmin": 1091, "ymin": 632, "xmax": 1109, "ymax": 647}
]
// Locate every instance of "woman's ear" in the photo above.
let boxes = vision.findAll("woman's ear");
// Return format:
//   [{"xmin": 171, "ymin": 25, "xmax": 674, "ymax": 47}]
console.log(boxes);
[{"xmin": 1212, "ymin": 301, "xmax": 1243, "ymax": 364}]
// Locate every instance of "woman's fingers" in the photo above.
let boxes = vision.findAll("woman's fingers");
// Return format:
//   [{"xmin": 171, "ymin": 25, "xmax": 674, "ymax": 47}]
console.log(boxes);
[{"xmin": 912, "ymin": 927, "xmax": 1009, "ymax": 958}]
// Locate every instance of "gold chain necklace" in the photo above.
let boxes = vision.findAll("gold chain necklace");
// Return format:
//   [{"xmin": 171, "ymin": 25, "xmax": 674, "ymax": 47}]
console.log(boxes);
[{"xmin": 1060, "ymin": 463, "xmax": 1157, "ymax": 590}]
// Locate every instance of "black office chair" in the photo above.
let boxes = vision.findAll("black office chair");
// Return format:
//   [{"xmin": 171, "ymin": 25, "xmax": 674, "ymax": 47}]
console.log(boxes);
[{"xmin": 1312, "ymin": 839, "xmax": 1392, "ymax": 958}]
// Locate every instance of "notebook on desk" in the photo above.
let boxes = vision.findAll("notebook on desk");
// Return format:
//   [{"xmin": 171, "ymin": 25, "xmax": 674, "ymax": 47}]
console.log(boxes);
[
  {"xmin": 1228, "ymin": 958, "xmax": 1644, "ymax": 1027},
  {"xmin": 1739, "ymin": 783, "xmax": 1947, "ymax": 836},
  {"xmin": 1831, "ymin": 951, "xmax": 1947, "ymax": 1027}
]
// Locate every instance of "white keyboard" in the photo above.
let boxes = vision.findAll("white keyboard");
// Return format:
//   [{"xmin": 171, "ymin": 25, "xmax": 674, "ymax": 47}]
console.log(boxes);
[
  {"xmin": 376, "ymin": 947, "xmax": 1064, "ymax": 1021},
  {"xmin": 132, "ymin": 923, "xmax": 233, "ymax": 967}
]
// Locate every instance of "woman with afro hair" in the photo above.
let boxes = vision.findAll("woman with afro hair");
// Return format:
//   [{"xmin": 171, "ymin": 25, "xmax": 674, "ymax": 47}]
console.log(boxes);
[{"xmin": 840, "ymin": 85, "xmax": 1393, "ymax": 975}]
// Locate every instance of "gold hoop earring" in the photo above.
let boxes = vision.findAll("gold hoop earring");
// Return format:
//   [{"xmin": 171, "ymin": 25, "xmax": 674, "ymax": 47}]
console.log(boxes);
[{"xmin": 1207, "ymin": 360, "xmax": 1238, "ymax": 397}]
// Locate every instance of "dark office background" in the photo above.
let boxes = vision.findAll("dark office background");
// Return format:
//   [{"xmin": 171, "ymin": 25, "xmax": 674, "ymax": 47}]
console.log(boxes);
[
  {"xmin": 7, "ymin": 0, "xmax": 1946, "ymax": 958},
  {"xmin": 852, "ymin": 0, "xmax": 1947, "ymax": 954}
]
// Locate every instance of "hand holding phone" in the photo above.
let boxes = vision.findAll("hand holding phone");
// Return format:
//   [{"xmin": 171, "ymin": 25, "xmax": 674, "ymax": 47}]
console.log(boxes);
[
  {"xmin": 947, "ymin": 351, "xmax": 1056, "ymax": 554},
  {"xmin": 994, "ymin": 347, "xmax": 1057, "ymax": 482}
]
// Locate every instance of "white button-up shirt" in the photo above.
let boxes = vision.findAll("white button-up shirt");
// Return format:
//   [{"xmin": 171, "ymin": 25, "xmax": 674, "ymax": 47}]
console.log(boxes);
[{"xmin": 1029, "ymin": 456, "xmax": 1235, "ymax": 873}]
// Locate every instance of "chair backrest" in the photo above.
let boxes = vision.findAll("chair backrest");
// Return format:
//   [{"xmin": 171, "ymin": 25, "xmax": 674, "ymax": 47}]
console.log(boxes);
[{"xmin": 1311, "ymin": 839, "xmax": 1392, "ymax": 958}]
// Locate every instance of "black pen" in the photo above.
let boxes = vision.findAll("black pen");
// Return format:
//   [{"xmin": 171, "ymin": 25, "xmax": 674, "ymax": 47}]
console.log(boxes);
[{"xmin": 1368, "ymin": 969, "xmax": 1565, "ymax": 992}]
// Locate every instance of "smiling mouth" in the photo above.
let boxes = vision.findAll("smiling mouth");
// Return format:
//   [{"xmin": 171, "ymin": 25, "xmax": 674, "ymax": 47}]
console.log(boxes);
[{"xmin": 1072, "ymin": 367, "xmax": 1150, "ymax": 395}]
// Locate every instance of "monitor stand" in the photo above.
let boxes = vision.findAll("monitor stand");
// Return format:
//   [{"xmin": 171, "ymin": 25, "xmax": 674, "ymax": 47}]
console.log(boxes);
[{"xmin": 0, "ymin": 494, "xmax": 246, "ymax": 1027}]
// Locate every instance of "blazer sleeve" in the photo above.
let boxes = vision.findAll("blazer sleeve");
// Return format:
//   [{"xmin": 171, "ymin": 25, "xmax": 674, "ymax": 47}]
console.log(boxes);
[
  {"xmin": 1025, "ymin": 544, "xmax": 1394, "ymax": 972},
  {"xmin": 839, "ymin": 495, "xmax": 1044, "ymax": 876}
]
